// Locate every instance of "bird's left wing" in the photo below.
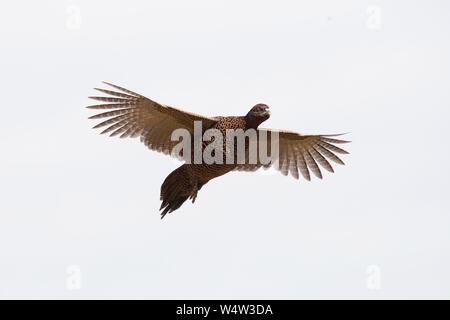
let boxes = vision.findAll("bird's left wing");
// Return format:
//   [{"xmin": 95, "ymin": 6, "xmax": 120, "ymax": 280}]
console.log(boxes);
[
  {"xmin": 234, "ymin": 129, "xmax": 350, "ymax": 180},
  {"xmin": 87, "ymin": 82, "xmax": 218, "ymax": 158}
]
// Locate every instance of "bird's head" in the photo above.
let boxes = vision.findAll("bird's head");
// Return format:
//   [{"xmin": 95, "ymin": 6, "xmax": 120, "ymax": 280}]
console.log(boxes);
[{"xmin": 245, "ymin": 104, "xmax": 270, "ymax": 128}]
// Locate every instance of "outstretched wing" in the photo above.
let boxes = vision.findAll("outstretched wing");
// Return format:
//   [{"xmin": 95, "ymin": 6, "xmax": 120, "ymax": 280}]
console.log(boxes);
[
  {"xmin": 87, "ymin": 82, "xmax": 218, "ymax": 157},
  {"xmin": 234, "ymin": 129, "xmax": 350, "ymax": 180}
]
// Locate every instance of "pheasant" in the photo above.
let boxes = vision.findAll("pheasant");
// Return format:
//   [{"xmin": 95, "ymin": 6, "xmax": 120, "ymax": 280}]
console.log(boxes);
[{"xmin": 87, "ymin": 82, "xmax": 350, "ymax": 218}]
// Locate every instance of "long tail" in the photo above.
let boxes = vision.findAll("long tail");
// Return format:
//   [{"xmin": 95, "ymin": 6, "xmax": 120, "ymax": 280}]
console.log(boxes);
[{"xmin": 160, "ymin": 165, "xmax": 197, "ymax": 219}]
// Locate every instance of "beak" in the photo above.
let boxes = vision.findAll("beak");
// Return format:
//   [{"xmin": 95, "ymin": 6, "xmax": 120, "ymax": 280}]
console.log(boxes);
[{"xmin": 263, "ymin": 106, "xmax": 270, "ymax": 116}]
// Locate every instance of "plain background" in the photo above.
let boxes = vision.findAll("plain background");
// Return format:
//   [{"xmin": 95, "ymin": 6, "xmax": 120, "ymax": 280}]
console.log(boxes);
[{"xmin": 1, "ymin": 0, "xmax": 449, "ymax": 299}]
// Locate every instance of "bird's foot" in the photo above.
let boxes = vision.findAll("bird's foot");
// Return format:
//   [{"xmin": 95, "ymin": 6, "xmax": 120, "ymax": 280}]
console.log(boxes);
[{"xmin": 190, "ymin": 184, "xmax": 199, "ymax": 203}]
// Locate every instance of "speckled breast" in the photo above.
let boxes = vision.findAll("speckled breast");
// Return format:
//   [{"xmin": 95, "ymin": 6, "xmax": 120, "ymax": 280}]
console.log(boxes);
[{"xmin": 190, "ymin": 116, "xmax": 248, "ymax": 184}]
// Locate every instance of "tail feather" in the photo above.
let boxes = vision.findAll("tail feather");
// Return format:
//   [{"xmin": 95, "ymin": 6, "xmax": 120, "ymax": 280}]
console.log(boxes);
[{"xmin": 160, "ymin": 165, "xmax": 193, "ymax": 219}]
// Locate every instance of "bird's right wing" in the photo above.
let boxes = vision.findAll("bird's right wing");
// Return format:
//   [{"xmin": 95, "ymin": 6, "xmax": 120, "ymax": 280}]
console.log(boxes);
[
  {"xmin": 234, "ymin": 129, "xmax": 350, "ymax": 180},
  {"xmin": 87, "ymin": 82, "xmax": 218, "ymax": 158}
]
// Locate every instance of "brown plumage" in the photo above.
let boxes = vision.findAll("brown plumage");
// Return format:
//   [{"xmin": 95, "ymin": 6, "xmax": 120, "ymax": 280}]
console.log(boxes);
[{"xmin": 87, "ymin": 82, "xmax": 350, "ymax": 218}]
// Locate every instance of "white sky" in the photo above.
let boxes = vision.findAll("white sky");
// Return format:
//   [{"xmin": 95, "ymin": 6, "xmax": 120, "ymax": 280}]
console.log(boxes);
[{"xmin": 0, "ymin": 0, "xmax": 449, "ymax": 299}]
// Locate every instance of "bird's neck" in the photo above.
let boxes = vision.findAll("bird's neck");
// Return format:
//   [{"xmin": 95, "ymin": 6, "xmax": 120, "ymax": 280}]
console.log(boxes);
[{"xmin": 244, "ymin": 114, "xmax": 262, "ymax": 130}]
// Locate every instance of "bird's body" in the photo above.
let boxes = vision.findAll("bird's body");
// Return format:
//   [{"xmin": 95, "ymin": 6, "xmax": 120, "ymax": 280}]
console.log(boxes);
[
  {"xmin": 87, "ymin": 82, "xmax": 350, "ymax": 218},
  {"xmin": 160, "ymin": 115, "xmax": 250, "ymax": 216}
]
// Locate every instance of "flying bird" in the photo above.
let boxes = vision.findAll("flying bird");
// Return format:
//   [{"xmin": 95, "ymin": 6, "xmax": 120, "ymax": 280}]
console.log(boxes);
[{"xmin": 87, "ymin": 82, "xmax": 350, "ymax": 218}]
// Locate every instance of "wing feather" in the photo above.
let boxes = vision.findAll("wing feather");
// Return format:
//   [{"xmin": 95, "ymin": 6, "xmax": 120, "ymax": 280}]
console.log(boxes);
[
  {"xmin": 303, "ymin": 147, "xmax": 322, "ymax": 179},
  {"xmin": 87, "ymin": 82, "xmax": 218, "ymax": 157},
  {"xmin": 287, "ymin": 142, "xmax": 299, "ymax": 179},
  {"xmin": 314, "ymin": 144, "xmax": 345, "ymax": 165},
  {"xmin": 308, "ymin": 145, "xmax": 334, "ymax": 173},
  {"xmin": 233, "ymin": 129, "xmax": 350, "ymax": 181}
]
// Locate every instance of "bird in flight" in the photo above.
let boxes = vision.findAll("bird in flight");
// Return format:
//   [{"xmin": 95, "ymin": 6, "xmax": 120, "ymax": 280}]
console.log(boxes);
[{"xmin": 87, "ymin": 82, "xmax": 350, "ymax": 218}]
